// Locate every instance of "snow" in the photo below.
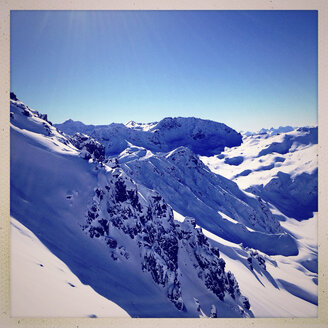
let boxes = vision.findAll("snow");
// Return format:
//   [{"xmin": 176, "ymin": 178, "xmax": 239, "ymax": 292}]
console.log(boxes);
[
  {"xmin": 173, "ymin": 209, "xmax": 317, "ymax": 317},
  {"xmin": 11, "ymin": 217, "xmax": 130, "ymax": 317},
  {"xmin": 119, "ymin": 145, "xmax": 297, "ymax": 256},
  {"xmin": 218, "ymin": 210, "xmax": 255, "ymax": 232},
  {"xmin": 55, "ymin": 116, "xmax": 242, "ymax": 156},
  {"xmin": 11, "ymin": 97, "xmax": 318, "ymax": 318},
  {"xmin": 210, "ymin": 216, "xmax": 318, "ymax": 317},
  {"xmin": 11, "ymin": 106, "xmax": 250, "ymax": 317},
  {"xmin": 173, "ymin": 210, "xmax": 185, "ymax": 222},
  {"xmin": 125, "ymin": 120, "xmax": 158, "ymax": 131},
  {"xmin": 200, "ymin": 128, "xmax": 318, "ymax": 190},
  {"xmin": 200, "ymin": 128, "xmax": 318, "ymax": 221}
]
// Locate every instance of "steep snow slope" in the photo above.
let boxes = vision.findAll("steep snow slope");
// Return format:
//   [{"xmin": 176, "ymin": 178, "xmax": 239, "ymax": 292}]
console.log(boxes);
[
  {"xmin": 55, "ymin": 117, "xmax": 242, "ymax": 156},
  {"xmin": 11, "ymin": 217, "xmax": 130, "ymax": 317},
  {"xmin": 173, "ymin": 210, "xmax": 318, "ymax": 317},
  {"xmin": 117, "ymin": 145, "xmax": 297, "ymax": 256},
  {"xmin": 10, "ymin": 98, "xmax": 251, "ymax": 318},
  {"xmin": 201, "ymin": 128, "xmax": 318, "ymax": 220}
]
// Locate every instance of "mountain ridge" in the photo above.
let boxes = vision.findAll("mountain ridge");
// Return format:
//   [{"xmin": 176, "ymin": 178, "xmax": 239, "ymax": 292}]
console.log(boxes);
[{"xmin": 55, "ymin": 116, "xmax": 243, "ymax": 156}]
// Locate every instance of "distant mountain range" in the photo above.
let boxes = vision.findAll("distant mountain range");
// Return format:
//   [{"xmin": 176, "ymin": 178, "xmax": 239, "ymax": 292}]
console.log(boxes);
[
  {"xmin": 55, "ymin": 116, "xmax": 242, "ymax": 156},
  {"xmin": 243, "ymin": 126, "xmax": 295, "ymax": 136}
]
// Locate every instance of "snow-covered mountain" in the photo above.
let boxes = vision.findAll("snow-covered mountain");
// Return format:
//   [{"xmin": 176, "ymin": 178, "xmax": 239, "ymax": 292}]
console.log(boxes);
[
  {"xmin": 117, "ymin": 145, "xmax": 296, "ymax": 256},
  {"xmin": 10, "ymin": 95, "xmax": 318, "ymax": 318},
  {"xmin": 243, "ymin": 126, "xmax": 295, "ymax": 137},
  {"xmin": 55, "ymin": 116, "xmax": 242, "ymax": 156},
  {"xmin": 201, "ymin": 127, "xmax": 318, "ymax": 221}
]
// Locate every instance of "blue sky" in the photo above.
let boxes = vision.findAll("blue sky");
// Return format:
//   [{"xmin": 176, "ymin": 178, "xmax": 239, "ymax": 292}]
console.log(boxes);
[{"xmin": 11, "ymin": 10, "xmax": 317, "ymax": 131}]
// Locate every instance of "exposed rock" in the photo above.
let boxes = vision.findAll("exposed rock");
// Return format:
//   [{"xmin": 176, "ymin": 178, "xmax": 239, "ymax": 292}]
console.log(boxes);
[
  {"xmin": 69, "ymin": 132, "xmax": 105, "ymax": 162},
  {"xmin": 10, "ymin": 92, "xmax": 18, "ymax": 101},
  {"xmin": 81, "ymin": 165, "xmax": 251, "ymax": 314}
]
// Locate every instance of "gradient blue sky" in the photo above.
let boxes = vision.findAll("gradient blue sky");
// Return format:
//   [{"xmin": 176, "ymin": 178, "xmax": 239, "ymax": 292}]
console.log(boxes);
[{"xmin": 11, "ymin": 10, "xmax": 317, "ymax": 131}]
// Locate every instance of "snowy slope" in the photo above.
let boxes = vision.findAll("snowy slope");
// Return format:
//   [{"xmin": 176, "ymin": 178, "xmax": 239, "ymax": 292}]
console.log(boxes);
[
  {"xmin": 200, "ymin": 128, "xmax": 318, "ymax": 220},
  {"xmin": 173, "ymin": 210, "xmax": 317, "ymax": 317},
  {"xmin": 11, "ymin": 217, "xmax": 130, "ymax": 317},
  {"xmin": 117, "ymin": 145, "xmax": 297, "ymax": 256}
]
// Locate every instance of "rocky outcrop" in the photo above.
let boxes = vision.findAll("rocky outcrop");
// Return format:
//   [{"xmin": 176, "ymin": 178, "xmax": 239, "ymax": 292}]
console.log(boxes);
[
  {"xmin": 69, "ymin": 132, "xmax": 105, "ymax": 162},
  {"xmin": 10, "ymin": 92, "xmax": 18, "ymax": 101},
  {"xmin": 81, "ymin": 164, "xmax": 251, "ymax": 315}
]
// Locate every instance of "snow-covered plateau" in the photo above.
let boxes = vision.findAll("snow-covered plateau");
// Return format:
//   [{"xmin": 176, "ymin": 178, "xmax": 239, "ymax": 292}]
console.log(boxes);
[{"xmin": 10, "ymin": 93, "xmax": 318, "ymax": 318}]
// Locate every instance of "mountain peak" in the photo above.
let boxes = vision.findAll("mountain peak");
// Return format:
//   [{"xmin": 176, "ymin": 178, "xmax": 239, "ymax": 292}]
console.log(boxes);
[{"xmin": 63, "ymin": 118, "xmax": 74, "ymax": 123}]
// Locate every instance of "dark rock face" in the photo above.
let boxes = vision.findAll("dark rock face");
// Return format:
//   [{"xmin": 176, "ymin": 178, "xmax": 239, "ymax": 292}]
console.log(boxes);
[
  {"xmin": 179, "ymin": 219, "xmax": 245, "ymax": 304},
  {"xmin": 81, "ymin": 169, "xmax": 184, "ymax": 310},
  {"xmin": 10, "ymin": 92, "xmax": 18, "ymax": 101},
  {"xmin": 241, "ymin": 296, "xmax": 251, "ymax": 310},
  {"xmin": 69, "ymin": 132, "xmax": 105, "ymax": 162},
  {"xmin": 153, "ymin": 117, "xmax": 243, "ymax": 156},
  {"xmin": 81, "ymin": 165, "xmax": 251, "ymax": 314},
  {"xmin": 22, "ymin": 108, "xmax": 32, "ymax": 117}
]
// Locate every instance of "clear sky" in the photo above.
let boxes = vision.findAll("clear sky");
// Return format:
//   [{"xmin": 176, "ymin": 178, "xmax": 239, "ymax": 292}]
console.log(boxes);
[{"xmin": 10, "ymin": 10, "xmax": 317, "ymax": 131}]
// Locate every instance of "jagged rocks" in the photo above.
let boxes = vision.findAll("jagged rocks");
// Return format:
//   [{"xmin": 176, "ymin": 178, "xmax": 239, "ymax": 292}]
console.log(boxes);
[
  {"xmin": 81, "ymin": 165, "xmax": 251, "ymax": 314},
  {"xmin": 69, "ymin": 132, "xmax": 105, "ymax": 162},
  {"xmin": 106, "ymin": 237, "xmax": 117, "ymax": 248},
  {"xmin": 241, "ymin": 296, "xmax": 251, "ymax": 310},
  {"xmin": 210, "ymin": 305, "xmax": 217, "ymax": 318},
  {"xmin": 177, "ymin": 218, "xmax": 249, "ymax": 310},
  {"xmin": 81, "ymin": 168, "xmax": 184, "ymax": 309},
  {"xmin": 10, "ymin": 92, "xmax": 18, "ymax": 101},
  {"xmin": 246, "ymin": 249, "xmax": 266, "ymax": 271}
]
